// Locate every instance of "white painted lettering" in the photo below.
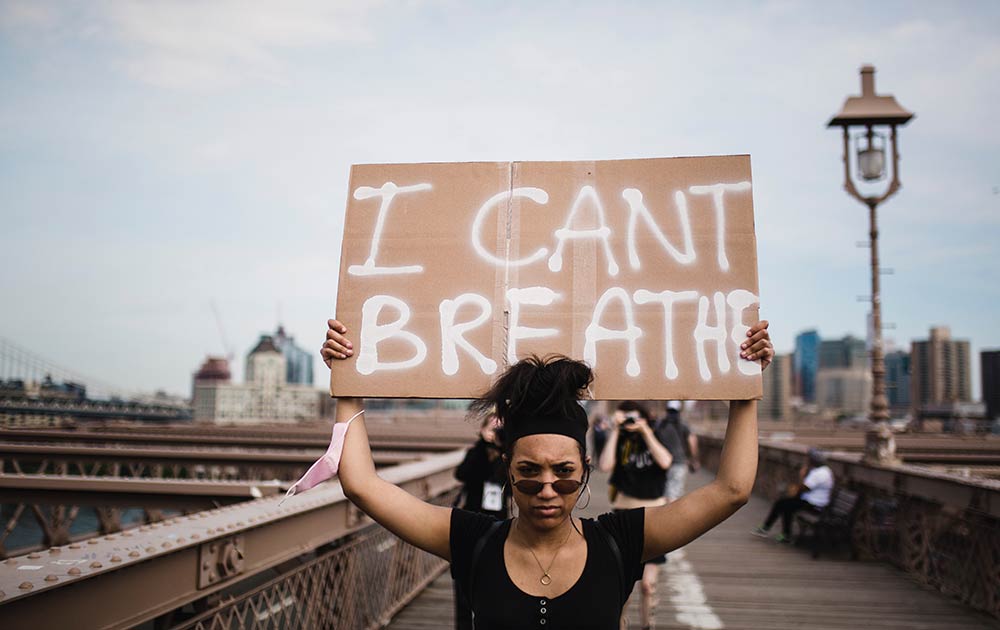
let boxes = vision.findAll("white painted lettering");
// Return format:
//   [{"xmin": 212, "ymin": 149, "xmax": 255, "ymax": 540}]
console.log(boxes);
[
  {"xmin": 356, "ymin": 295, "xmax": 428, "ymax": 375},
  {"xmin": 584, "ymin": 287, "xmax": 642, "ymax": 376},
  {"xmin": 439, "ymin": 293, "xmax": 497, "ymax": 376},
  {"xmin": 506, "ymin": 287, "xmax": 560, "ymax": 364},
  {"xmin": 472, "ymin": 187, "xmax": 550, "ymax": 267},
  {"xmin": 634, "ymin": 289, "xmax": 698, "ymax": 379},
  {"xmin": 548, "ymin": 185, "xmax": 619, "ymax": 276},
  {"xmin": 349, "ymin": 182, "xmax": 432, "ymax": 276},
  {"xmin": 688, "ymin": 182, "xmax": 751, "ymax": 272},
  {"xmin": 622, "ymin": 189, "xmax": 695, "ymax": 270},
  {"xmin": 693, "ymin": 291, "xmax": 731, "ymax": 381}
]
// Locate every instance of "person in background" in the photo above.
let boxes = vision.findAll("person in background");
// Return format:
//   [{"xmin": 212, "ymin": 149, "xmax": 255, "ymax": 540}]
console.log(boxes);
[
  {"xmin": 751, "ymin": 448, "xmax": 834, "ymax": 543},
  {"xmin": 453, "ymin": 414, "xmax": 508, "ymax": 629},
  {"xmin": 455, "ymin": 414, "xmax": 508, "ymax": 519},
  {"xmin": 599, "ymin": 401, "xmax": 673, "ymax": 630},
  {"xmin": 590, "ymin": 411, "xmax": 611, "ymax": 460},
  {"xmin": 659, "ymin": 401, "xmax": 700, "ymax": 504}
]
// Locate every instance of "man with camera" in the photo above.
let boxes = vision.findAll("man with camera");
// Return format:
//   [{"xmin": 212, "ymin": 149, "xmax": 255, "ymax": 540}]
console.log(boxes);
[{"xmin": 598, "ymin": 401, "xmax": 674, "ymax": 630}]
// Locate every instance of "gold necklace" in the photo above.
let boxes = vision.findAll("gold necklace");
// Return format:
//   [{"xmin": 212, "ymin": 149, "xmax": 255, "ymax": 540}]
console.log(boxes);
[{"xmin": 516, "ymin": 517, "xmax": 576, "ymax": 586}]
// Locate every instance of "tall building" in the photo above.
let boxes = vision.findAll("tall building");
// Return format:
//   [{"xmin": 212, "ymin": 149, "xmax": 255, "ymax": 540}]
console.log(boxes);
[
  {"xmin": 274, "ymin": 326, "xmax": 314, "ymax": 386},
  {"xmin": 816, "ymin": 334, "xmax": 870, "ymax": 416},
  {"xmin": 793, "ymin": 330, "xmax": 820, "ymax": 403},
  {"xmin": 982, "ymin": 350, "xmax": 1000, "ymax": 423},
  {"xmin": 816, "ymin": 368, "xmax": 871, "ymax": 416},
  {"xmin": 910, "ymin": 326, "xmax": 971, "ymax": 419},
  {"xmin": 884, "ymin": 350, "xmax": 911, "ymax": 413},
  {"xmin": 760, "ymin": 353, "xmax": 792, "ymax": 421},
  {"xmin": 819, "ymin": 335, "xmax": 867, "ymax": 369},
  {"xmin": 192, "ymin": 333, "xmax": 322, "ymax": 424}
]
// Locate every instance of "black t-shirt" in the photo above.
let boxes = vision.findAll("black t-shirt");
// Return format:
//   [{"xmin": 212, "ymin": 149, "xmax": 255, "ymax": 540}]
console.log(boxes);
[
  {"xmin": 608, "ymin": 423, "xmax": 673, "ymax": 499},
  {"xmin": 449, "ymin": 508, "xmax": 645, "ymax": 630}
]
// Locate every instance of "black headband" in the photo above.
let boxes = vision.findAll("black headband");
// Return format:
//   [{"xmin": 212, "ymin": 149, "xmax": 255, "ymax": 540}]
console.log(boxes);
[{"xmin": 505, "ymin": 404, "xmax": 588, "ymax": 448}]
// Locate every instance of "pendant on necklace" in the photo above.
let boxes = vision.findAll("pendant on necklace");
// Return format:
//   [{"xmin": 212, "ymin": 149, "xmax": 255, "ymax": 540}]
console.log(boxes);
[{"xmin": 540, "ymin": 573, "xmax": 552, "ymax": 586}]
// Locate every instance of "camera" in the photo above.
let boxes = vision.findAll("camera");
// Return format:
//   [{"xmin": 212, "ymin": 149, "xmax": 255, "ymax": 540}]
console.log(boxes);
[{"xmin": 623, "ymin": 412, "xmax": 639, "ymax": 426}]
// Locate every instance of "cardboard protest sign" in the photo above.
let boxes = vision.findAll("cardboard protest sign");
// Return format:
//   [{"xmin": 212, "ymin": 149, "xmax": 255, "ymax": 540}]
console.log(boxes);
[{"xmin": 331, "ymin": 156, "xmax": 761, "ymax": 400}]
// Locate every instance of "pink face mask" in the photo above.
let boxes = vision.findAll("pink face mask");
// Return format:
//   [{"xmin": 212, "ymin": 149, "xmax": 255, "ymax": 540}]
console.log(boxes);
[{"xmin": 280, "ymin": 410, "xmax": 363, "ymax": 505}]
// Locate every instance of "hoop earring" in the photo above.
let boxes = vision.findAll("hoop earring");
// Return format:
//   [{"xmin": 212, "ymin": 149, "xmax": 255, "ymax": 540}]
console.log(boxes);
[{"xmin": 575, "ymin": 484, "xmax": 592, "ymax": 510}]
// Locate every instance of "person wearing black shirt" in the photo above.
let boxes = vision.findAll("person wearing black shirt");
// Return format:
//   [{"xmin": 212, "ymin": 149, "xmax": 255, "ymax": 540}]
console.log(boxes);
[
  {"xmin": 598, "ymin": 401, "xmax": 673, "ymax": 630},
  {"xmin": 455, "ymin": 415, "xmax": 509, "ymax": 519},
  {"xmin": 321, "ymin": 318, "xmax": 773, "ymax": 630}
]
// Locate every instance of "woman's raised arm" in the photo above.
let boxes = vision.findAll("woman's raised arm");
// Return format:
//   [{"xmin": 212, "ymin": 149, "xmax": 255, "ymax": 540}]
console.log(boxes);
[
  {"xmin": 323, "ymin": 320, "xmax": 452, "ymax": 560},
  {"xmin": 639, "ymin": 320, "xmax": 771, "ymax": 560}
]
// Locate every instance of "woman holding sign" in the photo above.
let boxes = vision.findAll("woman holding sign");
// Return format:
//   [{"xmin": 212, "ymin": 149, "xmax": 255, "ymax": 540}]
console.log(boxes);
[{"xmin": 321, "ymin": 318, "xmax": 772, "ymax": 630}]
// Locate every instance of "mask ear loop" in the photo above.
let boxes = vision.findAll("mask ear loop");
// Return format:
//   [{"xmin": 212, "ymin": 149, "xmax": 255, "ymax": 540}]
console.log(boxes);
[{"xmin": 278, "ymin": 409, "xmax": 365, "ymax": 507}]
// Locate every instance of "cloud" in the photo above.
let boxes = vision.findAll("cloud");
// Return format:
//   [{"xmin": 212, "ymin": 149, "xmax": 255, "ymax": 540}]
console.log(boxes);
[
  {"xmin": 0, "ymin": 1, "xmax": 59, "ymax": 30},
  {"xmin": 105, "ymin": 0, "xmax": 393, "ymax": 89},
  {"xmin": 3, "ymin": 1, "xmax": 1000, "ymax": 396},
  {"xmin": 2, "ymin": 0, "xmax": 394, "ymax": 90}
]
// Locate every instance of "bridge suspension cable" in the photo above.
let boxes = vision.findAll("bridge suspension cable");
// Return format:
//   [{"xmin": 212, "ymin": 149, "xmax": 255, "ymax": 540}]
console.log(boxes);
[{"xmin": 0, "ymin": 336, "xmax": 129, "ymax": 400}]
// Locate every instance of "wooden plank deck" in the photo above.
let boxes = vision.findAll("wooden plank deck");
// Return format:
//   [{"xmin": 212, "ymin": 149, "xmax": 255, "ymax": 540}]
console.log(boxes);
[{"xmin": 387, "ymin": 470, "xmax": 999, "ymax": 629}]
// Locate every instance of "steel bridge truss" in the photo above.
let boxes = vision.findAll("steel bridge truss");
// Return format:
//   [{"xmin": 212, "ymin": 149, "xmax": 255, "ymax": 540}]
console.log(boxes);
[{"xmin": 0, "ymin": 449, "xmax": 464, "ymax": 629}]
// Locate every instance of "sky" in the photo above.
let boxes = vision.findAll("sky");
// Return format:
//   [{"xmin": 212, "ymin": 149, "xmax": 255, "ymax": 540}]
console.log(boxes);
[{"xmin": 1, "ymin": 1, "xmax": 998, "ymax": 399}]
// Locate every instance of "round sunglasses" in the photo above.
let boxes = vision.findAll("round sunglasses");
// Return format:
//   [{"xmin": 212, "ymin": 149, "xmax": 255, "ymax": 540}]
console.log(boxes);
[{"xmin": 510, "ymin": 477, "xmax": 584, "ymax": 495}]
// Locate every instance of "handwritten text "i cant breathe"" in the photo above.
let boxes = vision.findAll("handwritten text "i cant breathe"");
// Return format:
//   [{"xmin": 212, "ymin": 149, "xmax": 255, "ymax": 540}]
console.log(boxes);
[{"xmin": 340, "ymin": 169, "xmax": 760, "ymax": 387}]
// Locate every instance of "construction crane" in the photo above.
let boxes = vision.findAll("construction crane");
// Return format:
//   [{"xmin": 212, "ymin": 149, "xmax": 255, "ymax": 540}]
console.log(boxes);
[{"xmin": 210, "ymin": 300, "xmax": 235, "ymax": 361}]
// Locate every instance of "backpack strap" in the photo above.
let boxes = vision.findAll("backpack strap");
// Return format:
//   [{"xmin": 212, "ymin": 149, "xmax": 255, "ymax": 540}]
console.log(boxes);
[
  {"xmin": 591, "ymin": 518, "xmax": 627, "ymax": 607},
  {"xmin": 462, "ymin": 518, "xmax": 505, "ymax": 611}
]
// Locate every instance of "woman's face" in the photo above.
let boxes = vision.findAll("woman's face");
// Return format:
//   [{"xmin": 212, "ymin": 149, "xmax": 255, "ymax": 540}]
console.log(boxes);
[{"xmin": 509, "ymin": 434, "xmax": 586, "ymax": 529}]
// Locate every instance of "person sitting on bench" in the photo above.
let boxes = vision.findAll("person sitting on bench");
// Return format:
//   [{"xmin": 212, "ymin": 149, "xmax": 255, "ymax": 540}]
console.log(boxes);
[{"xmin": 751, "ymin": 448, "xmax": 833, "ymax": 543}]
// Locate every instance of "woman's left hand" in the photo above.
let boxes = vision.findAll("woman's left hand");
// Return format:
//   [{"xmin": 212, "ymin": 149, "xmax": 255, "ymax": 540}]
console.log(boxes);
[
  {"xmin": 322, "ymin": 319, "xmax": 355, "ymax": 368},
  {"xmin": 740, "ymin": 320, "xmax": 773, "ymax": 371}
]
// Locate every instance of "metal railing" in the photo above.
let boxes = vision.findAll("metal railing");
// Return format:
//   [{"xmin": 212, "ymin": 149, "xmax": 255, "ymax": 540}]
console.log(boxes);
[
  {"xmin": 0, "ymin": 441, "xmax": 421, "ymax": 482},
  {"xmin": 0, "ymin": 449, "xmax": 464, "ymax": 629},
  {"xmin": 170, "ymin": 518, "xmax": 448, "ymax": 630},
  {"xmin": 698, "ymin": 433, "xmax": 1000, "ymax": 619}
]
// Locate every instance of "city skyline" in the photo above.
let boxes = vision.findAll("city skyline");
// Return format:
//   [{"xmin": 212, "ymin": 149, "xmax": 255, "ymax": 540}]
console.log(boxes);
[{"xmin": 2, "ymin": 2, "xmax": 998, "ymax": 397}]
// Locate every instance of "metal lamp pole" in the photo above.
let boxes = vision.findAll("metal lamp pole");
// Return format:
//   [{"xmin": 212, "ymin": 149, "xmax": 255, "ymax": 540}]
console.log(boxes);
[{"xmin": 828, "ymin": 65, "xmax": 914, "ymax": 464}]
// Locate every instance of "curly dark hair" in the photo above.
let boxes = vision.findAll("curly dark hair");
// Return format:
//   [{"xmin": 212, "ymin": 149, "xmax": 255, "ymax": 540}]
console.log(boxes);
[{"xmin": 469, "ymin": 354, "xmax": 593, "ymax": 461}]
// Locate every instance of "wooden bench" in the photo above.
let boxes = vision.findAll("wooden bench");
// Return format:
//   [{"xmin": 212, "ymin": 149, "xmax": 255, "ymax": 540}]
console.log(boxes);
[{"xmin": 796, "ymin": 487, "xmax": 860, "ymax": 559}]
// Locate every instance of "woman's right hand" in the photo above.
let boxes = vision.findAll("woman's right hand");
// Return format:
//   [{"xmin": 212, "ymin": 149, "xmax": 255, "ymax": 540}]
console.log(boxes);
[{"xmin": 321, "ymin": 319, "xmax": 354, "ymax": 368}]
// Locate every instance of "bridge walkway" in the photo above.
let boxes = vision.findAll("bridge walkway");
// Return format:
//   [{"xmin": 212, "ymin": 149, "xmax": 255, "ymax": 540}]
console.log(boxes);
[{"xmin": 387, "ymin": 470, "xmax": 998, "ymax": 629}]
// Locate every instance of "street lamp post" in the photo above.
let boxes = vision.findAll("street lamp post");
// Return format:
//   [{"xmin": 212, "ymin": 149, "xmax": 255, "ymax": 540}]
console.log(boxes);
[{"xmin": 827, "ymin": 65, "xmax": 914, "ymax": 465}]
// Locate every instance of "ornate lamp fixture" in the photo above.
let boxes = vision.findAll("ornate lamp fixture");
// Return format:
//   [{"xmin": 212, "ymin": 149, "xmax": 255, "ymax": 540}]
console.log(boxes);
[{"xmin": 827, "ymin": 65, "xmax": 914, "ymax": 464}]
